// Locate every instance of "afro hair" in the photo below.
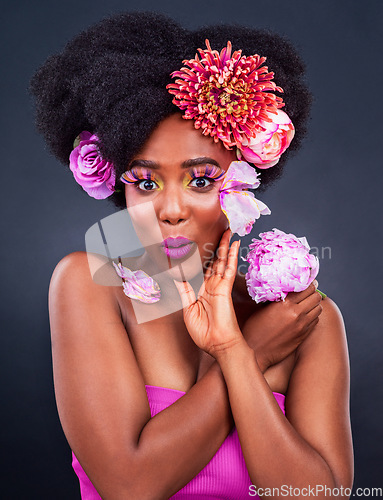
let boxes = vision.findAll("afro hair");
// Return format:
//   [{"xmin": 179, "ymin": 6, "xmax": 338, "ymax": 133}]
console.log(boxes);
[{"xmin": 30, "ymin": 11, "xmax": 312, "ymax": 209}]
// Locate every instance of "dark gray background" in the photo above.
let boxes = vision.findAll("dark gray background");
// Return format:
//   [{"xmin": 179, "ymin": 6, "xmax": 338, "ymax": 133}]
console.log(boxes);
[{"xmin": 1, "ymin": 0, "xmax": 382, "ymax": 497}]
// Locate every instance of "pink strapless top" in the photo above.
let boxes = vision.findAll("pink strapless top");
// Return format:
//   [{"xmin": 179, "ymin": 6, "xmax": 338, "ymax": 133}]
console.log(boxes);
[{"xmin": 72, "ymin": 385, "xmax": 285, "ymax": 499}]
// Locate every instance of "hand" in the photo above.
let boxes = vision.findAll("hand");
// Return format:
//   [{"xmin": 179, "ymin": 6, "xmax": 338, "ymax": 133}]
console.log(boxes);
[
  {"xmin": 174, "ymin": 230, "xmax": 242, "ymax": 358},
  {"xmin": 242, "ymin": 281, "xmax": 323, "ymax": 372}
]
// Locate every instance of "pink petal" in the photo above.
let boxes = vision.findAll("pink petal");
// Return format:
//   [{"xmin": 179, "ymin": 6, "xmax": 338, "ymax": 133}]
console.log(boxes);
[
  {"xmin": 240, "ymin": 146, "xmax": 264, "ymax": 164},
  {"xmin": 244, "ymin": 228, "xmax": 320, "ymax": 303},
  {"xmin": 113, "ymin": 262, "xmax": 160, "ymax": 303},
  {"xmin": 268, "ymin": 109, "xmax": 292, "ymax": 126},
  {"xmin": 220, "ymin": 161, "xmax": 261, "ymax": 191},
  {"xmin": 253, "ymin": 157, "xmax": 281, "ymax": 169},
  {"xmin": 82, "ymin": 182, "xmax": 114, "ymax": 199},
  {"xmin": 220, "ymin": 190, "xmax": 271, "ymax": 237}
]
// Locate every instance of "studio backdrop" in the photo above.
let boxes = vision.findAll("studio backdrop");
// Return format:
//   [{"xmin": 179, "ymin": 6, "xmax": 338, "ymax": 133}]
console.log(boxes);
[{"xmin": 1, "ymin": 0, "xmax": 382, "ymax": 497}]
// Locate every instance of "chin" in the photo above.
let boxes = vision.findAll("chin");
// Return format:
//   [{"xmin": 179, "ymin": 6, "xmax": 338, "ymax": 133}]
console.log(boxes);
[{"xmin": 163, "ymin": 245, "xmax": 205, "ymax": 284}]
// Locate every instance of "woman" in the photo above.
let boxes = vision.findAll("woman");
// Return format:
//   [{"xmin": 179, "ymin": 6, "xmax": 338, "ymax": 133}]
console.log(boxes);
[{"xmin": 31, "ymin": 12, "xmax": 353, "ymax": 499}]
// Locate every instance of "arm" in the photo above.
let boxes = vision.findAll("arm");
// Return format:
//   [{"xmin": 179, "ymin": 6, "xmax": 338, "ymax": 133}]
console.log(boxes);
[
  {"xmin": 50, "ymin": 252, "xmax": 233, "ymax": 500},
  {"xmin": 175, "ymin": 230, "xmax": 352, "ymax": 498},
  {"xmin": 215, "ymin": 297, "xmax": 354, "ymax": 498}
]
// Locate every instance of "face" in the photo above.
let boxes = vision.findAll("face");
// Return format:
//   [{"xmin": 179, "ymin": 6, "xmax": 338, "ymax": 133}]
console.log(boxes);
[{"xmin": 123, "ymin": 113, "xmax": 237, "ymax": 280}]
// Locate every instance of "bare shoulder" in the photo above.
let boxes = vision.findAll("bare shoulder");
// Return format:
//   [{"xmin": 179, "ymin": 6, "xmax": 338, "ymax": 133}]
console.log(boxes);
[
  {"xmin": 313, "ymin": 296, "xmax": 345, "ymax": 334},
  {"xmin": 296, "ymin": 296, "xmax": 348, "ymax": 362},
  {"xmin": 50, "ymin": 251, "xmax": 120, "ymax": 290},
  {"xmin": 49, "ymin": 251, "xmax": 121, "ymax": 302},
  {"xmin": 48, "ymin": 251, "xmax": 123, "ymax": 343},
  {"xmin": 51, "ymin": 250, "xmax": 93, "ymax": 273}
]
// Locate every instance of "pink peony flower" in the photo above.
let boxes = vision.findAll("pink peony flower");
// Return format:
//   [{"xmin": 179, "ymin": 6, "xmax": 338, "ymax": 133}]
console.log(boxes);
[
  {"xmin": 219, "ymin": 161, "xmax": 271, "ymax": 237},
  {"xmin": 113, "ymin": 262, "xmax": 161, "ymax": 304},
  {"xmin": 69, "ymin": 131, "xmax": 116, "ymax": 199},
  {"xmin": 240, "ymin": 109, "xmax": 295, "ymax": 168},
  {"xmin": 243, "ymin": 228, "xmax": 320, "ymax": 303},
  {"xmin": 167, "ymin": 40, "xmax": 284, "ymax": 151}
]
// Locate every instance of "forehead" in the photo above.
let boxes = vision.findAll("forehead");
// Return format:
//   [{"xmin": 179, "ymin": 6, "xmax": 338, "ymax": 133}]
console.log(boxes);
[{"xmin": 135, "ymin": 113, "xmax": 237, "ymax": 169}]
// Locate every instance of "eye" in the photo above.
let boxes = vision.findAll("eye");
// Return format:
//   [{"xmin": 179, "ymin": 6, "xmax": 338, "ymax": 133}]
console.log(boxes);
[
  {"xmin": 189, "ymin": 177, "xmax": 212, "ymax": 189},
  {"xmin": 137, "ymin": 179, "xmax": 159, "ymax": 191}
]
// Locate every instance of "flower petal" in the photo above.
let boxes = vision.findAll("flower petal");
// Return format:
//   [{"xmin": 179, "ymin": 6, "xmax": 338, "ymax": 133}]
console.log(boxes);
[
  {"xmin": 69, "ymin": 131, "xmax": 116, "ymax": 199},
  {"xmin": 220, "ymin": 161, "xmax": 261, "ymax": 191},
  {"xmin": 239, "ymin": 109, "xmax": 295, "ymax": 168},
  {"xmin": 220, "ymin": 190, "xmax": 271, "ymax": 237},
  {"xmin": 166, "ymin": 40, "xmax": 286, "ymax": 151},
  {"xmin": 244, "ymin": 228, "xmax": 320, "ymax": 303},
  {"xmin": 113, "ymin": 262, "xmax": 161, "ymax": 303}
]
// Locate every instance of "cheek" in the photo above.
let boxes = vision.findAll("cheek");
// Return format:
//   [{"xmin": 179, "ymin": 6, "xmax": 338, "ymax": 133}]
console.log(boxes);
[
  {"xmin": 194, "ymin": 197, "xmax": 228, "ymax": 263},
  {"xmin": 124, "ymin": 185, "xmax": 135, "ymax": 207},
  {"xmin": 124, "ymin": 186, "xmax": 161, "ymax": 208},
  {"xmin": 193, "ymin": 192, "xmax": 228, "ymax": 233},
  {"xmin": 125, "ymin": 187, "xmax": 163, "ymax": 244}
]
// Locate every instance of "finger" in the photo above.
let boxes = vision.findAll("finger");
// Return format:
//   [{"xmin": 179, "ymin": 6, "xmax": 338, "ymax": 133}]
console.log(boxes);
[
  {"xmin": 211, "ymin": 253, "xmax": 220, "ymax": 275},
  {"xmin": 197, "ymin": 279, "xmax": 206, "ymax": 299},
  {"xmin": 298, "ymin": 289, "xmax": 323, "ymax": 313},
  {"xmin": 288, "ymin": 280, "xmax": 319, "ymax": 304},
  {"xmin": 223, "ymin": 240, "xmax": 240, "ymax": 284},
  {"xmin": 215, "ymin": 229, "xmax": 231, "ymax": 276},
  {"xmin": 204, "ymin": 258, "xmax": 214, "ymax": 280},
  {"xmin": 304, "ymin": 316, "xmax": 320, "ymax": 336},
  {"xmin": 173, "ymin": 280, "xmax": 196, "ymax": 309},
  {"xmin": 304, "ymin": 302, "xmax": 323, "ymax": 325}
]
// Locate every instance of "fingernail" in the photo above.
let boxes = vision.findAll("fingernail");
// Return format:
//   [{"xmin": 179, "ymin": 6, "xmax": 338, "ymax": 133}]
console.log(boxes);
[{"xmin": 313, "ymin": 280, "xmax": 318, "ymax": 288}]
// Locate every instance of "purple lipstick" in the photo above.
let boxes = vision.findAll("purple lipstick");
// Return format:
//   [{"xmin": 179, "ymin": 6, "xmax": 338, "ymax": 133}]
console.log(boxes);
[{"xmin": 161, "ymin": 237, "xmax": 195, "ymax": 259}]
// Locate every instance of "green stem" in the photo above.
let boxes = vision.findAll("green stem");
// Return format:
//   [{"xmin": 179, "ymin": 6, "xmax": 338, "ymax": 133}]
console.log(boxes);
[{"xmin": 317, "ymin": 289, "xmax": 327, "ymax": 299}]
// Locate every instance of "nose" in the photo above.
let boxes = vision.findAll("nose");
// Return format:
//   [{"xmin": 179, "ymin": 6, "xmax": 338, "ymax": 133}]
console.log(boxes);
[{"xmin": 157, "ymin": 185, "xmax": 190, "ymax": 226}]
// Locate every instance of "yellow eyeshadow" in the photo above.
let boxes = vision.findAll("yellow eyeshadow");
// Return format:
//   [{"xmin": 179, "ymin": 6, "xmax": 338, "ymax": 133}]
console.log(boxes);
[
  {"xmin": 183, "ymin": 165, "xmax": 225, "ymax": 187},
  {"xmin": 120, "ymin": 164, "xmax": 225, "ymax": 189}
]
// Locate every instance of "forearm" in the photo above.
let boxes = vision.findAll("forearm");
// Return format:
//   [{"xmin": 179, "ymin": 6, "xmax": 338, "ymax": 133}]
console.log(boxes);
[
  {"xmin": 216, "ymin": 340, "xmax": 338, "ymax": 496},
  {"xmin": 129, "ymin": 362, "xmax": 234, "ymax": 499}
]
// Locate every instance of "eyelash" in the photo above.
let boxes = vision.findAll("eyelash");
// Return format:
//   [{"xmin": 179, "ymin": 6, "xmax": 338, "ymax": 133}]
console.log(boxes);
[
  {"xmin": 120, "ymin": 168, "xmax": 160, "ymax": 192},
  {"xmin": 184, "ymin": 165, "xmax": 225, "ymax": 190},
  {"xmin": 121, "ymin": 165, "xmax": 224, "ymax": 192}
]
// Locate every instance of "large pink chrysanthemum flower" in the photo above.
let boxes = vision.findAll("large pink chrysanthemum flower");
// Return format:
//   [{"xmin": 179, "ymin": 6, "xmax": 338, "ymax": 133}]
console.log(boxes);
[{"xmin": 166, "ymin": 40, "xmax": 285, "ymax": 150}]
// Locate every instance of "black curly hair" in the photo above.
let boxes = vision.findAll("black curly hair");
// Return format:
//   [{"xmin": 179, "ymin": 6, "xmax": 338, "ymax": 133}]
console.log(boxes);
[{"xmin": 30, "ymin": 11, "xmax": 312, "ymax": 209}]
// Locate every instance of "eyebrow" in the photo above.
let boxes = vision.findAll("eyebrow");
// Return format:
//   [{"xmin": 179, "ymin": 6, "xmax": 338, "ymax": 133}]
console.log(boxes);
[
  {"xmin": 127, "ymin": 157, "xmax": 222, "ymax": 170},
  {"xmin": 182, "ymin": 157, "xmax": 222, "ymax": 169}
]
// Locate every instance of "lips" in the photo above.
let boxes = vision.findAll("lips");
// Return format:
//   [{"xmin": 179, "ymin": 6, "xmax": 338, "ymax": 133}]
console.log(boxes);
[
  {"xmin": 161, "ymin": 237, "xmax": 195, "ymax": 259},
  {"xmin": 161, "ymin": 237, "xmax": 192, "ymax": 248}
]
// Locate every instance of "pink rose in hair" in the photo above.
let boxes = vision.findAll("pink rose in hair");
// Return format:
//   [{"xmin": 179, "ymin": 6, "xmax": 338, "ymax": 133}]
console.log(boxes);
[
  {"xmin": 240, "ymin": 110, "xmax": 295, "ymax": 169},
  {"xmin": 243, "ymin": 228, "xmax": 321, "ymax": 303},
  {"xmin": 69, "ymin": 131, "xmax": 116, "ymax": 199}
]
